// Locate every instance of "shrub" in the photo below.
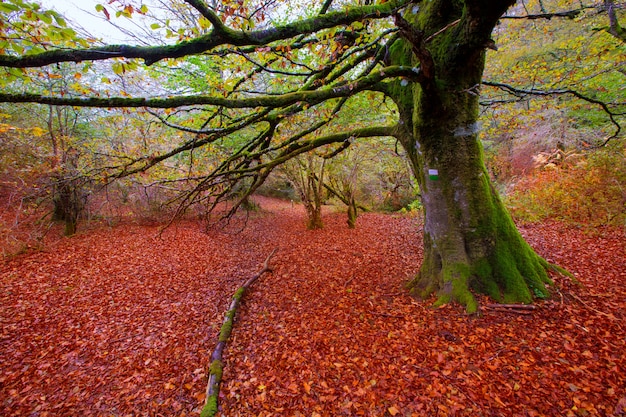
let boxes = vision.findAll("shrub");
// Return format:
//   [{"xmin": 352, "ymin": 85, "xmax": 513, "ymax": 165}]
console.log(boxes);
[{"xmin": 506, "ymin": 146, "xmax": 626, "ymax": 227}]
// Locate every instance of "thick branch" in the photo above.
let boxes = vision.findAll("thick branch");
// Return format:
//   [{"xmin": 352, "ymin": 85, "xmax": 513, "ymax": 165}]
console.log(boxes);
[
  {"xmin": 0, "ymin": 65, "xmax": 419, "ymax": 109},
  {"xmin": 183, "ymin": 0, "xmax": 225, "ymax": 29},
  {"xmin": 0, "ymin": 0, "xmax": 410, "ymax": 68},
  {"xmin": 604, "ymin": 0, "xmax": 626, "ymax": 42},
  {"xmin": 393, "ymin": 13, "xmax": 435, "ymax": 80}
]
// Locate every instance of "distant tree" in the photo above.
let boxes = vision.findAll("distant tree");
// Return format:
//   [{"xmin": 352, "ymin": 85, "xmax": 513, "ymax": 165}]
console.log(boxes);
[
  {"xmin": 279, "ymin": 152, "xmax": 326, "ymax": 229},
  {"xmin": 0, "ymin": 0, "xmax": 623, "ymax": 310}
]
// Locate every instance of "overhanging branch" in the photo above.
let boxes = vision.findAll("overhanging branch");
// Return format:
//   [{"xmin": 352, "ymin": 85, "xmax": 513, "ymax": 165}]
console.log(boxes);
[
  {"xmin": 183, "ymin": 0, "xmax": 225, "ymax": 30},
  {"xmin": 0, "ymin": 0, "xmax": 411, "ymax": 68},
  {"xmin": 500, "ymin": 8, "xmax": 586, "ymax": 20},
  {"xmin": 0, "ymin": 65, "xmax": 420, "ymax": 109},
  {"xmin": 482, "ymin": 80, "xmax": 623, "ymax": 145}
]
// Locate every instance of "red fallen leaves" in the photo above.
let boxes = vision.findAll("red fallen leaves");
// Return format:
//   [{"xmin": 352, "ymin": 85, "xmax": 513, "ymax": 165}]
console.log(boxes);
[{"xmin": 1, "ymin": 197, "xmax": 625, "ymax": 416}]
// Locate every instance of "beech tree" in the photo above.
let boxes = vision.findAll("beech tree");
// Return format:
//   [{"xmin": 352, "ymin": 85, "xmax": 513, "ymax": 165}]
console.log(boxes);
[{"xmin": 0, "ymin": 0, "xmax": 623, "ymax": 311}]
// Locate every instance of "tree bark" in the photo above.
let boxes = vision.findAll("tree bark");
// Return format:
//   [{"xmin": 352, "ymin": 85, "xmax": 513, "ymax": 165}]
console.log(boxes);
[
  {"xmin": 201, "ymin": 249, "xmax": 277, "ymax": 417},
  {"xmin": 346, "ymin": 195, "xmax": 357, "ymax": 229},
  {"xmin": 388, "ymin": 0, "xmax": 553, "ymax": 312}
]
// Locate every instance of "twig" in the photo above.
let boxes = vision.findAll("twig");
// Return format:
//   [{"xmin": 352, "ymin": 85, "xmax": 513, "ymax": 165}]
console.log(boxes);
[
  {"xmin": 484, "ymin": 306, "xmax": 533, "ymax": 315},
  {"xmin": 379, "ymin": 291, "xmax": 405, "ymax": 297},
  {"xmin": 567, "ymin": 292, "xmax": 611, "ymax": 317},
  {"xmin": 343, "ymin": 276, "xmax": 357, "ymax": 288}
]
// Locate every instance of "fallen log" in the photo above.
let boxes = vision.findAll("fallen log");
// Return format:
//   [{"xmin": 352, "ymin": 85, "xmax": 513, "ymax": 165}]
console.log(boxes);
[{"xmin": 200, "ymin": 248, "xmax": 277, "ymax": 417}]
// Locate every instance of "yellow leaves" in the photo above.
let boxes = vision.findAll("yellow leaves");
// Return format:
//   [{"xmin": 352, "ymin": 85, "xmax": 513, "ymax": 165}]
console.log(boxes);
[
  {"xmin": 388, "ymin": 405, "xmax": 400, "ymax": 415},
  {"xmin": 112, "ymin": 62, "xmax": 125, "ymax": 75},
  {"xmin": 0, "ymin": 123, "xmax": 14, "ymax": 134},
  {"xmin": 30, "ymin": 127, "xmax": 46, "ymax": 137},
  {"xmin": 198, "ymin": 17, "xmax": 211, "ymax": 30}
]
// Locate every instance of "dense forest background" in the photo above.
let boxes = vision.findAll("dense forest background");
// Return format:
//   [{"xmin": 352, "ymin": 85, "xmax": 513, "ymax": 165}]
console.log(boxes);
[{"xmin": 0, "ymin": 0, "xmax": 624, "ymax": 257}]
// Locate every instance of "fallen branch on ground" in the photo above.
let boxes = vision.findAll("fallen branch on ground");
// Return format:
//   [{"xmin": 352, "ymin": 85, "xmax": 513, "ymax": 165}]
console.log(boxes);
[
  {"xmin": 484, "ymin": 304, "xmax": 536, "ymax": 315},
  {"xmin": 485, "ymin": 303, "xmax": 536, "ymax": 310},
  {"xmin": 200, "ymin": 248, "xmax": 277, "ymax": 417}
]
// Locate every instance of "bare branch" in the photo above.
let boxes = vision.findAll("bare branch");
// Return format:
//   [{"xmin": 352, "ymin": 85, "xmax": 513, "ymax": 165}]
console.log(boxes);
[
  {"xmin": 482, "ymin": 81, "xmax": 623, "ymax": 145},
  {"xmin": 393, "ymin": 13, "xmax": 435, "ymax": 80},
  {"xmin": 501, "ymin": 9, "xmax": 584, "ymax": 20}
]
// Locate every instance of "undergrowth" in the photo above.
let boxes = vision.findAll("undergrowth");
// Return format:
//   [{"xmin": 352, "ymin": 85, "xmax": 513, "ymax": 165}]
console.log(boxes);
[{"xmin": 506, "ymin": 146, "xmax": 626, "ymax": 227}]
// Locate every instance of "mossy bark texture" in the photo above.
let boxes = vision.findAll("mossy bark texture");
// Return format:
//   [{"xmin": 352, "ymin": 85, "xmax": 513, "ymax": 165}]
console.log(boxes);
[
  {"xmin": 388, "ymin": 0, "xmax": 553, "ymax": 312},
  {"xmin": 200, "ymin": 250, "xmax": 276, "ymax": 417}
]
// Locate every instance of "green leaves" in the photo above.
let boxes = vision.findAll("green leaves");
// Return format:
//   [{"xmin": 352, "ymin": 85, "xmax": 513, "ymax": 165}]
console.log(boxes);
[
  {"xmin": 0, "ymin": 2, "xmax": 21, "ymax": 13},
  {"xmin": 0, "ymin": 0, "xmax": 89, "ymax": 57},
  {"xmin": 0, "ymin": 0, "xmax": 95, "ymax": 86}
]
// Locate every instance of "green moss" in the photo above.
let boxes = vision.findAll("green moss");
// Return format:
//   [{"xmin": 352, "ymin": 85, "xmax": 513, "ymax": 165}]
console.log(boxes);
[
  {"xmin": 433, "ymin": 293, "xmax": 450, "ymax": 307},
  {"xmin": 219, "ymin": 310, "xmax": 235, "ymax": 342},
  {"xmin": 200, "ymin": 360, "xmax": 224, "ymax": 417},
  {"xmin": 200, "ymin": 395, "xmax": 218, "ymax": 417},
  {"xmin": 209, "ymin": 359, "xmax": 223, "ymax": 380},
  {"xmin": 441, "ymin": 262, "xmax": 478, "ymax": 313},
  {"xmin": 232, "ymin": 286, "xmax": 245, "ymax": 301}
]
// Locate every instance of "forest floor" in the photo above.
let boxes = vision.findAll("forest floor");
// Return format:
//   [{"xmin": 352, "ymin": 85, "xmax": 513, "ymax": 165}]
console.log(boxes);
[{"xmin": 1, "ymin": 196, "xmax": 625, "ymax": 417}]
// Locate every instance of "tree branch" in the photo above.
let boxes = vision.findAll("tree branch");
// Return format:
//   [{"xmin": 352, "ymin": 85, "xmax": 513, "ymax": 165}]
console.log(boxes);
[
  {"xmin": 482, "ymin": 81, "xmax": 623, "ymax": 145},
  {"xmin": 183, "ymin": 0, "xmax": 225, "ymax": 30},
  {"xmin": 393, "ymin": 13, "xmax": 435, "ymax": 80},
  {"xmin": 319, "ymin": 0, "xmax": 335, "ymax": 15},
  {"xmin": 167, "ymin": 124, "xmax": 396, "ymax": 221},
  {"xmin": 604, "ymin": 0, "xmax": 626, "ymax": 42},
  {"xmin": 500, "ymin": 9, "xmax": 584, "ymax": 20},
  {"xmin": 0, "ymin": 65, "xmax": 419, "ymax": 109},
  {"xmin": 0, "ymin": 0, "xmax": 411, "ymax": 68}
]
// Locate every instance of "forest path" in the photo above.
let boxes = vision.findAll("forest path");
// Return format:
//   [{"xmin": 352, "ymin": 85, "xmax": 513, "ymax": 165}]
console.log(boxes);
[{"xmin": 1, "ymin": 197, "xmax": 624, "ymax": 416}]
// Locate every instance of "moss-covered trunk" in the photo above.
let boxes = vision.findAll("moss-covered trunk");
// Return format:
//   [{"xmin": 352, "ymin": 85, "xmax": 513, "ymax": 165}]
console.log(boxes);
[
  {"xmin": 407, "ymin": 108, "xmax": 553, "ymax": 312},
  {"xmin": 388, "ymin": 0, "xmax": 553, "ymax": 311}
]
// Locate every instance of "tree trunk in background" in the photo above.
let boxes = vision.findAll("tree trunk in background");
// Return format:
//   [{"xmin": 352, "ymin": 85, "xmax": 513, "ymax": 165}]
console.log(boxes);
[
  {"xmin": 388, "ymin": 0, "xmax": 553, "ymax": 312},
  {"xmin": 346, "ymin": 195, "xmax": 357, "ymax": 229},
  {"xmin": 303, "ymin": 170, "xmax": 324, "ymax": 230},
  {"xmin": 52, "ymin": 174, "xmax": 84, "ymax": 236}
]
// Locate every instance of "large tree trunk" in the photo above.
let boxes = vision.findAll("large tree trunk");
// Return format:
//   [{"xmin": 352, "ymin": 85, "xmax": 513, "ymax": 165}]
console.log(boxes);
[
  {"xmin": 407, "ymin": 102, "xmax": 553, "ymax": 312},
  {"xmin": 389, "ymin": 0, "xmax": 553, "ymax": 312}
]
